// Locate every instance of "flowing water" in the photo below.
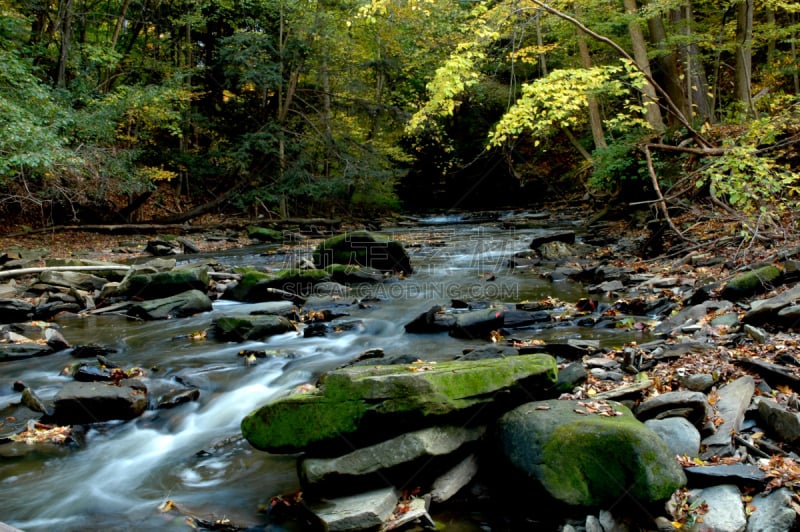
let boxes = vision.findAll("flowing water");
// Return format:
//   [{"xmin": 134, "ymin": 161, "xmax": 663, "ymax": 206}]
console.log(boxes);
[{"xmin": 0, "ymin": 215, "xmax": 649, "ymax": 531}]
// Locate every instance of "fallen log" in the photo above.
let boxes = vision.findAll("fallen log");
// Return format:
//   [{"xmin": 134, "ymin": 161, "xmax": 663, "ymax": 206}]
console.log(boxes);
[{"xmin": 0, "ymin": 265, "xmax": 132, "ymax": 280}]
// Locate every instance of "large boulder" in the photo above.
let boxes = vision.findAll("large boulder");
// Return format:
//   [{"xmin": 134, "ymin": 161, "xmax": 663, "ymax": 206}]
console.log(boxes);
[
  {"xmin": 241, "ymin": 353, "xmax": 557, "ymax": 454},
  {"xmin": 127, "ymin": 289, "xmax": 213, "ymax": 320},
  {"xmin": 494, "ymin": 399, "xmax": 686, "ymax": 506},
  {"xmin": 115, "ymin": 267, "xmax": 210, "ymax": 300},
  {"xmin": 313, "ymin": 231, "xmax": 413, "ymax": 275},
  {"xmin": 721, "ymin": 264, "xmax": 783, "ymax": 301},
  {"xmin": 222, "ymin": 269, "xmax": 327, "ymax": 302}
]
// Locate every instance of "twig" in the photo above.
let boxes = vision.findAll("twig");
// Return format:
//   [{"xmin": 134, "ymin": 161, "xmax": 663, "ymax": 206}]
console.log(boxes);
[{"xmin": 644, "ymin": 144, "xmax": 695, "ymax": 242}]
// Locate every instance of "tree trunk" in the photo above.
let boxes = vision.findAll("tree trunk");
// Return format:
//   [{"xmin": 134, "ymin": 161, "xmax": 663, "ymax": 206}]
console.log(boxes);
[
  {"xmin": 647, "ymin": 12, "xmax": 690, "ymax": 125},
  {"xmin": 672, "ymin": 5, "xmax": 713, "ymax": 123},
  {"xmin": 56, "ymin": 0, "xmax": 74, "ymax": 88},
  {"xmin": 623, "ymin": 0, "xmax": 664, "ymax": 133},
  {"xmin": 575, "ymin": 7, "xmax": 607, "ymax": 150},
  {"xmin": 734, "ymin": 0, "xmax": 754, "ymax": 113}
]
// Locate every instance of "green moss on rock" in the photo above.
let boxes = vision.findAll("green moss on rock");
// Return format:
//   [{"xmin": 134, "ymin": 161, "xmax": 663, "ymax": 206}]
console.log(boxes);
[
  {"xmin": 313, "ymin": 231, "xmax": 412, "ymax": 274},
  {"xmin": 721, "ymin": 264, "xmax": 783, "ymax": 301},
  {"xmin": 241, "ymin": 392, "xmax": 369, "ymax": 453}
]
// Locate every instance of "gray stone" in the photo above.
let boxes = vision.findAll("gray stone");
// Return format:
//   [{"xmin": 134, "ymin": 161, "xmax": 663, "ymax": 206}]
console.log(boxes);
[
  {"xmin": 645, "ymin": 417, "xmax": 701, "ymax": 458},
  {"xmin": 38, "ymin": 270, "xmax": 108, "ymax": 292},
  {"xmin": 687, "ymin": 485, "xmax": 746, "ymax": 532},
  {"xmin": 214, "ymin": 314, "xmax": 296, "ymax": 341},
  {"xmin": 702, "ymin": 376, "xmax": 755, "ymax": 457},
  {"xmin": 586, "ymin": 515, "xmax": 603, "ymax": 532},
  {"xmin": 538, "ymin": 241, "xmax": 576, "ymax": 260},
  {"xmin": 678, "ymin": 373, "xmax": 716, "ymax": 392},
  {"xmin": 710, "ymin": 312, "xmax": 740, "ymax": 328},
  {"xmin": 744, "ymin": 284, "xmax": 800, "ymax": 325},
  {"xmin": 743, "ymin": 324, "xmax": 769, "ymax": 343},
  {"xmin": 529, "ymin": 229, "xmax": 576, "ymax": 249},
  {"xmin": 52, "ymin": 380, "xmax": 148, "ymax": 425},
  {"xmin": 304, "ymin": 487, "xmax": 398, "ymax": 531},
  {"xmin": 746, "ymin": 488, "xmax": 797, "ymax": 532},
  {"xmin": 598, "ymin": 510, "xmax": 629, "ymax": 532},
  {"xmin": 755, "ymin": 397, "xmax": 800, "ymax": 444},
  {"xmin": 128, "ymin": 289, "xmax": 213, "ymax": 320},
  {"xmin": 430, "ymin": 454, "xmax": 479, "ymax": 503},
  {"xmin": 635, "ymin": 391, "xmax": 712, "ymax": 431},
  {"xmin": 0, "ymin": 298, "xmax": 34, "ymax": 324},
  {"xmin": 299, "ymin": 425, "xmax": 484, "ymax": 488},
  {"xmin": 655, "ymin": 300, "xmax": 733, "ymax": 334}
]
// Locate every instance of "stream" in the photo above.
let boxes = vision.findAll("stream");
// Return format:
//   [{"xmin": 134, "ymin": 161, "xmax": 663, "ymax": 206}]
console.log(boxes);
[{"xmin": 0, "ymin": 214, "xmax": 650, "ymax": 531}]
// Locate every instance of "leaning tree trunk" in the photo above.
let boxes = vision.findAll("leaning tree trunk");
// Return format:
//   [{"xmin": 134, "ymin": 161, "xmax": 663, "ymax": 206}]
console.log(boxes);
[{"xmin": 734, "ymin": 0, "xmax": 754, "ymax": 114}]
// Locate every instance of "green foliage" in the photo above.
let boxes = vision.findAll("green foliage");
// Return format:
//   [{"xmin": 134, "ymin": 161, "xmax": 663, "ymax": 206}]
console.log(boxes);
[
  {"xmin": 488, "ymin": 61, "xmax": 649, "ymax": 148},
  {"xmin": 588, "ymin": 130, "xmax": 654, "ymax": 191}
]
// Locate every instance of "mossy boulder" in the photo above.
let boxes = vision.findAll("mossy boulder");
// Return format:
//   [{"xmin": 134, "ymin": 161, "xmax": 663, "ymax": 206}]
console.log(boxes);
[
  {"xmin": 721, "ymin": 264, "xmax": 783, "ymax": 301},
  {"xmin": 116, "ymin": 267, "xmax": 210, "ymax": 300},
  {"xmin": 247, "ymin": 226, "xmax": 284, "ymax": 243},
  {"xmin": 128, "ymin": 289, "xmax": 213, "ymax": 320},
  {"xmin": 223, "ymin": 269, "xmax": 330, "ymax": 301},
  {"xmin": 214, "ymin": 314, "xmax": 297, "ymax": 341},
  {"xmin": 241, "ymin": 353, "xmax": 557, "ymax": 454},
  {"xmin": 494, "ymin": 399, "xmax": 686, "ymax": 506},
  {"xmin": 313, "ymin": 231, "xmax": 413, "ymax": 275}
]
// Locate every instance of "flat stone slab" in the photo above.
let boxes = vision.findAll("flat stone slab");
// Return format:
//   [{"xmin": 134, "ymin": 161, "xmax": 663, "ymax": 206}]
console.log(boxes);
[{"xmin": 303, "ymin": 487, "xmax": 398, "ymax": 531}]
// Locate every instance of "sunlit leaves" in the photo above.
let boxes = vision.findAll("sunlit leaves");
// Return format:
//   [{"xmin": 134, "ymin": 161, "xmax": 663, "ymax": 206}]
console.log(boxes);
[{"xmin": 487, "ymin": 62, "xmax": 649, "ymax": 148}]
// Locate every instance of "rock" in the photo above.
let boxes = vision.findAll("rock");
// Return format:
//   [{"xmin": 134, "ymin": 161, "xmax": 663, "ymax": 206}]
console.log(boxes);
[
  {"xmin": 299, "ymin": 425, "xmax": 484, "ymax": 495},
  {"xmin": 303, "ymin": 487, "xmax": 398, "ymax": 532},
  {"xmin": 677, "ymin": 373, "xmax": 716, "ymax": 393},
  {"xmin": 755, "ymin": 397, "xmax": 800, "ymax": 444},
  {"xmin": 0, "ymin": 342, "xmax": 54, "ymax": 362},
  {"xmin": 38, "ymin": 270, "xmax": 108, "ymax": 292},
  {"xmin": 686, "ymin": 485, "xmax": 746, "ymax": 532},
  {"xmin": 241, "ymin": 353, "xmax": 557, "ymax": 454},
  {"xmin": 734, "ymin": 357, "xmax": 800, "ymax": 389},
  {"xmin": 430, "ymin": 454, "xmax": 479, "ymax": 503},
  {"xmin": 145, "ymin": 239, "xmax": 179, "ymax": 256},
  {"xmin": 655, "ymin": 300, "xmax": 734, "ymax": 335},
  {"xmin": 456, "ymin": 345, "xmax": 519, "ymax": 361},
  {"xmin": 743, "ymin": 324, "xmax": 769, "ymax": 343},
  {"xmin": 404, "ymin": 306, "xmax": 456, "ymax": 333},
  {"xmin": 156, "ymin": 387, "xmax": 200, "ymax": 409},
  {"xmin": 313, "ymin": 231, "xmax": 413, "ymax": 275},
  {"xmin": 645, "ymin": 417, "xmax": 701, "ymax": 457},
  {"xmin": 538, "ymin": 241, "xmax": 576, "ymax": 260},
  {"xmin": 247, "ymin": 226, "xmax": 284, "ymax": 242},
  {"xmin": 494, "ymin": 399, "xmax": 686, "ymax": 506},
  {"xmin": 116, "ymin": 267, "xmax": 210, "ymax": 300},
  {"xmin": 721, "ymin": 264, "xmax": 783, "ymax": 301},
  {"xmin": 634, "ymin": 391, "xmax": 713, "ymax": 432},
  {"xmin": 214, "ymin": 314, "xmax": 296, "ymax": 341},
  {"xmin": 529, "ymin": 229, "xmax": 576, "ymax": 250},
  {"xmin": 44, "ymin": 327, "xmax": 70, "ymax": 351},
  {"xmin": 702, "ymin": 376, "xmax": 755, "ymax": 458},
  {"xmin": 128, "ymin": 289, "xmax": 213, "ymax": 320},
  {"xmin": 51, "ymin": 380, "xmax": 148, "ymax": 425},
  {"xmin": 683, "ymin": 464, "xmax": 767, "ymax": 486},
  {"xmin": 324, "ymin": 264, "xmax": 385, "ymax": 284},
  {"xmin": 450, "ymin": 308, "xmax": 504, "ymax": 339},
  {"xmin": 746, "ymin": 488, "xmax": 797, "ymax": 532},
  {"xmin": 0, "ymin": 298, "xmax": 34, "ymax": 324},
  {"xmin": 501, "ymin": 309, "xmax": 551, "ymax": 329},
  {"xmin": 743, "ymin": 283, "xmax": 800, "ymax": 326},
  {"xmin": 222, "ymin": 269, "xmax": 327, "ymax": 301},
  {"xmin": 21, "ymin": 387, "xmax": 53, "ymax": 416}
]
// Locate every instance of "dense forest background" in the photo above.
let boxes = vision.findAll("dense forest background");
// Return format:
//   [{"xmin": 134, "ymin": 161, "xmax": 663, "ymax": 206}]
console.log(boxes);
[{"xmin": 1, "ymin": 0, "xmax": 799, "ymax": 232}]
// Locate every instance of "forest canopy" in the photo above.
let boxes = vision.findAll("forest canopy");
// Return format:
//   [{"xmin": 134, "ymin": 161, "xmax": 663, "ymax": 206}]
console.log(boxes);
[{"xmin": 0, "ymin": 0, "xmax": 798, "ymax": 232}]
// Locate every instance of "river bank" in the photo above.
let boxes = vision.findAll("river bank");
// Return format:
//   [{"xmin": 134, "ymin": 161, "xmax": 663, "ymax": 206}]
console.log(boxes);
[{"xmin": 2, "ymin": 205, "xmax": 800, "ymax": 531}]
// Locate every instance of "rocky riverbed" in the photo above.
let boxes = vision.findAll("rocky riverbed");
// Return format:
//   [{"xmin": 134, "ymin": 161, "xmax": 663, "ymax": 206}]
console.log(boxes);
[{"xmin": 1, "ymin": 209, "xmax": 800, "ymax": 532}]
